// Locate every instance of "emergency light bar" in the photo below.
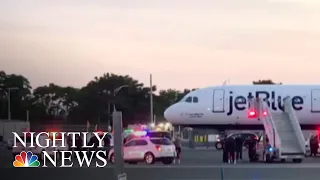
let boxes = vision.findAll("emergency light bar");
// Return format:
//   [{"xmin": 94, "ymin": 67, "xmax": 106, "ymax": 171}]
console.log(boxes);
[{"xmin": 133, "ymin": 131, "xmax": 147, "ymax": 136}]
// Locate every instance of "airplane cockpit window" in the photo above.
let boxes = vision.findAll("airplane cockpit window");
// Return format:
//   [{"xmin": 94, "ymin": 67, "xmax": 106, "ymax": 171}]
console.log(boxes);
[
  {"xmin": 193, "ymin": 97, "xmax": 198, "ymax": 103},
  {"xmin": 185, "ymin": 97, "xmax": 192, "ymax": 103}
]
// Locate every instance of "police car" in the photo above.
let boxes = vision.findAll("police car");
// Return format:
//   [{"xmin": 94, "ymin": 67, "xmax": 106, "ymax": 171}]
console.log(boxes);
[{"xmin": 108, "ymin": 137, "xmax": 176, "ymax": 165}]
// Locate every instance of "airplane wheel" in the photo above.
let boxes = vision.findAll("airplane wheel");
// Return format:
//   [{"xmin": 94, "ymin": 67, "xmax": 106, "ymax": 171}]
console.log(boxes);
[{"xmin": 215, "ymin": 142, "xmax": 223, "ymax": 150}]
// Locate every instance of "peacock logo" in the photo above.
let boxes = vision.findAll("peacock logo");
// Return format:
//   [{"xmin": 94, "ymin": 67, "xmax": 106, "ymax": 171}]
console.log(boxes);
[{"xmin": 13, "ymin": 151, "xmax": 40, "ymax": 167}]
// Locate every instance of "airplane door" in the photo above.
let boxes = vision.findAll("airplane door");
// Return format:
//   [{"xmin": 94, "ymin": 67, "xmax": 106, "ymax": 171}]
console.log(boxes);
[
  {"xmin": 212, "ymin": 89, "xmax": 225, "ymax": 112},
  {"xmin": 311, "ymin": 89, "xmax": 320, "ymax": 112}
]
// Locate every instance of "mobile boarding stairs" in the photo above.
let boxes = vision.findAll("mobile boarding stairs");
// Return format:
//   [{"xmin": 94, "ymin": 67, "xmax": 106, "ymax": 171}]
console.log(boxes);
[{"xmin": 250, "ymin": 97, "xmax": 306, "ymax": 163}]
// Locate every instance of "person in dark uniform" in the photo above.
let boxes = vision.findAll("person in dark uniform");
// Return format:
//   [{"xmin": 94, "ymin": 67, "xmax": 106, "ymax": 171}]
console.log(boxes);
[
  {"xmin": 222, "ymin": 138, "xmax": 228, "ymax": 163},
  {"xmin": 235, "ymin": 135, "xmax": 243, "ymax": 161},
  {"xmin": 316, "ymin": 135, "xmax": 320, "ymax": 156},
  {"xmin": 310, "ymin": 135, "xmax": 319, "ymax": 157},
  {"xmin": 174, "ymin": 134, "xmax": 182, "ymax": 164},
  {"xmin": 309, "ymin": 135, "xmax": 314, "ymax": 156},
  {"xmin": 225, "ymin": 137, "xmax": 236, "ymax": 164},
  {"xmin": 247, "ymin": 136, "xmax": 258, "ymax": 162}
]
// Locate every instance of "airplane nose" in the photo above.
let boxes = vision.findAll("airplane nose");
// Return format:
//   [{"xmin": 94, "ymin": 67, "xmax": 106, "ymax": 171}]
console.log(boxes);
[{"xmin": 164, "ymin": 106, "xmax": 174, "ymax": 121}]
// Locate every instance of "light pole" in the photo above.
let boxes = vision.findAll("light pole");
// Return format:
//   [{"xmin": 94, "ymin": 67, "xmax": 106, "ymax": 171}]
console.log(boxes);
[
  {"xmin": 112, "ymin": 85, "xmax": 129, "ymax": 111},
  {"xmin": 102, "ymin": 85, "xmax": 129, "ymax": 129},
  {"xmin": 149, "ymin": 74, "xmax": 154, "ymax": 124},
  {"xmin": 0, "ymin": 84, "xmax": 19, "ymax": 120}
]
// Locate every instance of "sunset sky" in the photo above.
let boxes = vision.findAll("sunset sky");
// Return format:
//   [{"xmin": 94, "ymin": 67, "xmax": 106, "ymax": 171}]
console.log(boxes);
[{"xmin": 1, "ymin": 0, "xmax": 320, "ymax": 90}]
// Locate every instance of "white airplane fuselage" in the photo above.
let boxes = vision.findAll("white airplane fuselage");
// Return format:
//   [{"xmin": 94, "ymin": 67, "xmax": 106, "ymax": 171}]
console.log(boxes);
[{"xmin": 164, "ymin": 85, "xmax": 320, "ymax": 130}]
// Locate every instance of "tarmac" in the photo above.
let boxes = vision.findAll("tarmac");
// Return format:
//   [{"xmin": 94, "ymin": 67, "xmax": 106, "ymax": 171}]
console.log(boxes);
[{"xmin": 2, "ymin": 147, "xmax": 320, "ymax": 180}]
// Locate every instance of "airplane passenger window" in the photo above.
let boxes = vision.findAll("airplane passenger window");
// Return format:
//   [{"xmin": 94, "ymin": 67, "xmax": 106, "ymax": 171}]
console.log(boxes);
[
  {"xmin": 193, "ymin": 97, "xmax": 198, "ymax": 103},
  {"xmin": 185, "ymin": 97, "xmax": 192, "ymax": 103}
]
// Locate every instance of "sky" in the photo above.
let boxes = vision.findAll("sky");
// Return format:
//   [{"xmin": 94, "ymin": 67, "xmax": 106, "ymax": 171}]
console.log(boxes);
[{"xmin": 1, "ymin": 0, "xmax": 320, "ymax": 90}]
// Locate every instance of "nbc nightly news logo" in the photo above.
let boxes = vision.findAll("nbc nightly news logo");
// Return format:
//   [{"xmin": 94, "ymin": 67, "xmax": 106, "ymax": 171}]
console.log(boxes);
[{"xmin": 12, "ymin": 132, "xmax": 109, "ymax": 168}]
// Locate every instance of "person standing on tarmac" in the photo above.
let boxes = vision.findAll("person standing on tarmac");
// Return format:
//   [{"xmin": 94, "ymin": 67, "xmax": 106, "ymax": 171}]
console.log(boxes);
[
  {"xmin": 247, "ymin": 136, "xmax": 258, "ymax": 162},
  {"xmin": 222, "ymin": 135, "xmax": 228, "ymax": 163},
  {"xmin": 310, "ymin": 135, "xmax": 319, "ymax": 157},
  {"xmin": 309, "ymin": 135, "xmax": 314, "ymax": 156},
  {"xmin": 225, "ymin": 137, "xmax": 236, "ymax": 164},
  {"xmin": 173, "ymin": 134, "xmax": 182, "ymax": 164},
  {"xmin": 235, "ymin": 135, "xmax": 243, "ymax": 161}
]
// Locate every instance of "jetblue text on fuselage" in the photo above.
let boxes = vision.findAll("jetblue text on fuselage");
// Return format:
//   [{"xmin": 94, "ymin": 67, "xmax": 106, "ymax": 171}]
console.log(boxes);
[{"xmin": 226, "ymin": 91, "xmax": 304, "ymax": 116}]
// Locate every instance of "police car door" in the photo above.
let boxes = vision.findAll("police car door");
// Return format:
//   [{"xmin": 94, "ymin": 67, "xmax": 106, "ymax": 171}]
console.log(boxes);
[
  {"xmin": 123, "ymin": 140, "xmax": 137, "ymax": 160},
  {"xmin": 133, "ymin": 139, "xmax": 148, "ymax": 159}
]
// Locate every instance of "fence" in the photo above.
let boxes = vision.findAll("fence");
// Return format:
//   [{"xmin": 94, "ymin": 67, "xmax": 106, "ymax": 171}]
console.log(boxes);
[{"xmin": 177, "ymin": 127, "xmax": 221, "ymax": 148}]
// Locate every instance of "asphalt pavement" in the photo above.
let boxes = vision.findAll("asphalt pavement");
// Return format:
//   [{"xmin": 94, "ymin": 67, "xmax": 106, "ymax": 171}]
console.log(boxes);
[{"xmin": 2, "ymin": 147, "xmax": 320, "ymax": 180}]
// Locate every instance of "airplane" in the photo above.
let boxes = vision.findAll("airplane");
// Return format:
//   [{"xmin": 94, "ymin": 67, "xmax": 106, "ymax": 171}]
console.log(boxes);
[{"xmin": 164, "ymin": 85, "xmax": 320, "ymax": 131}]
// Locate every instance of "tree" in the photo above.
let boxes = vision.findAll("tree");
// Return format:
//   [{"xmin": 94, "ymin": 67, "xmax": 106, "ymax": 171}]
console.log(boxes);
[
  {"xmin": 0, "ymin": 71, "xmax": 32, "ymax": 120},
  {"xmin": 253, "ymin": 79, "xmax": 282, "ymax": 85},
  {"xmin": 32, "ymin": 83, "xmax": 79, "ymax": 121},
  {"xmin": 70, "ymin": 73, "xmax": 152, "ymax": 126}
]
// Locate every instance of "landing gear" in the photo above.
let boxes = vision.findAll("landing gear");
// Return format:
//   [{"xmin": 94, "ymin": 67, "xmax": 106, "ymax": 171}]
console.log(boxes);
[{"xmin": 215, "ymin": 142, "xmax": 223, "ymax": 150}]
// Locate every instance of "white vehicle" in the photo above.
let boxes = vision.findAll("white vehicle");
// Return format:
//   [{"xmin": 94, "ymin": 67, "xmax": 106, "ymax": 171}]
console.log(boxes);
[
  {"xmin": 108, "ymin": 137, "xmax": 176, "ymax": 165},
  {"xmin": 164, "ymin": 85, "xmax": 320, "ymax": 130}
]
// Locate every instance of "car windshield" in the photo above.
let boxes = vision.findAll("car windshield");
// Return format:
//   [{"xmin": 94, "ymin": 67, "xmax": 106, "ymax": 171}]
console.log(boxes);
[{"xmin": 150, "ymin": 138, "xmax": 173, "ymax": 145}]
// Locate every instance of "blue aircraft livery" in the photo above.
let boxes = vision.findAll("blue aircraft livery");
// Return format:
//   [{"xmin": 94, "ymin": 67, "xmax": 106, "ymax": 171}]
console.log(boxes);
[{"xmin": 226, "ymin": 91, "xmax": 304, "ymax": 116}]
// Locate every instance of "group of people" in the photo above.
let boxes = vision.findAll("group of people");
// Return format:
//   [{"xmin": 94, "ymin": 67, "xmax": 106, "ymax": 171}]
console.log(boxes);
[
  {"xmin": 222, "ymin": 135, "xmax": 245, "ymax": 164},
  {"xmin": 222, "ymin": 135, "xmax": 259, "ymax": 164},
  {"xmin": 309, "ymin": 134, "xmax": 319, "ymax": 156}
]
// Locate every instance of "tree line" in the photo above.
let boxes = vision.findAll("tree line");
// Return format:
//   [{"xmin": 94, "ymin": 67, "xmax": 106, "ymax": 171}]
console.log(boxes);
[{"xmin": 0, "ymin": 70, "xmax": 278, "ymax": 126}]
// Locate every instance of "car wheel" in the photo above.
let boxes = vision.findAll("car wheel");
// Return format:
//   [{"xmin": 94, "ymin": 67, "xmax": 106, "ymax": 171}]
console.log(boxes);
[
  {"xmin": 109, "ymin": 153, "xmax": 115, "ymax": 164},
  {"xmin": 215, "ymin": 142, "xmax": 223, "ymax": 150},
  {"xmin": 144, "ymin": 152, "xmax": 155, "ymax": 164},
  {"xmin": 162, "ymin": 158, "xmax": 174, "ymax": 165}
]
